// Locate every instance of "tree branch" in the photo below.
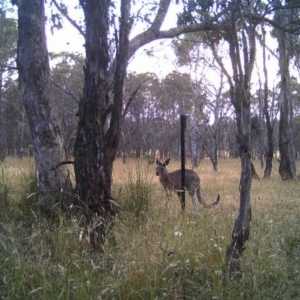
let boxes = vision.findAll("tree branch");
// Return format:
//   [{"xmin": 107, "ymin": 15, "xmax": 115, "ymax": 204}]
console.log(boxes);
[
  {"xmin": 51, "ymin": 80, "xmax": 79, "ymax": 103},
  {"xmin": 128, "ymin": 2, "xmax": 231, "ymax": 60},
  {"xmin": 51, "ymin": 0, "xmax": 85, "ymax": 37}
]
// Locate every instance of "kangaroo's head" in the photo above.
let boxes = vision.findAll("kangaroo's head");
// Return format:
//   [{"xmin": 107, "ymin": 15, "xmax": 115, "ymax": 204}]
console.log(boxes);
[{"xmin": 155, "ymin": 158, "xmax": 170, "ymax": 176}]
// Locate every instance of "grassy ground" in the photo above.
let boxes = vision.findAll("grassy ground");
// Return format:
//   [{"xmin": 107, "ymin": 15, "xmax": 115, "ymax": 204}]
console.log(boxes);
[{"xmin": 1, "ymin": 156, "xmax": 300, "ymax": 299}]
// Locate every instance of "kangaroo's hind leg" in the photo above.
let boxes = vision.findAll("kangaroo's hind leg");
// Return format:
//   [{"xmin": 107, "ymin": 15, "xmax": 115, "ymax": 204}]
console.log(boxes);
[{"xmin": 189, "ymin": 190, "xmax": 198, "ymax": 212}]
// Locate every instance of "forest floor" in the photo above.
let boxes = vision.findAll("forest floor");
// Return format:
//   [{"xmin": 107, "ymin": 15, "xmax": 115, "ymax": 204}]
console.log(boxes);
[{"xmin": 1, "ymin": 156, "xmax": 300, "ymax": 299}]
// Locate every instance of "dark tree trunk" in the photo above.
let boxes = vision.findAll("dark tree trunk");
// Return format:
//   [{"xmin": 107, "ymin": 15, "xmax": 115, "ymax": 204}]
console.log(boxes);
[
  {"xmin": 17, "ymin": 0, "xmax": 72, "ymax": 209},
  {"xmin": 74, "ymin": 0, "xmax": 112, "ymax": 205},
  {"xmin": 74, "ymin": 0, "xmax": 130, "ymax": 245},
  {"xmin": 226, "ymin": 89, "xmax": 252, "ymax": 278}
]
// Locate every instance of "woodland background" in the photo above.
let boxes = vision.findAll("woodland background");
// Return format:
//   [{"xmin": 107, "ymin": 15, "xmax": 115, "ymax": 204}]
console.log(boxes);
[
  {"xmin": 1, "ymin": 1, "xmax": 300, "ymax": 169},
  {"xmin": 1, "ymin": 0, "xmax": 300, "ymax": 286}
]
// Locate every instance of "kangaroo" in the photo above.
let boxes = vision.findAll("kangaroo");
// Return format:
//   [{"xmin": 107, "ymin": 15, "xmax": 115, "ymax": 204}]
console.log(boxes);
[{"xmin": 156, "ymin": 158, "xmax": 220, "ymax": 211}]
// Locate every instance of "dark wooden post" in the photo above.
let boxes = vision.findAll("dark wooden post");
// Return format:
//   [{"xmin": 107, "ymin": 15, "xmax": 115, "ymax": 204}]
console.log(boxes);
[{"xmin": 180, "ymin": 115, "xmax": 188, "ymax": 210}]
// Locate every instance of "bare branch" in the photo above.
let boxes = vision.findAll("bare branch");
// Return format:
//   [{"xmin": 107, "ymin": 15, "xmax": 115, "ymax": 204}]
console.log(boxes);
[
  {"xmin": 51, "ymin": 80, "xmax": 79, "ymax": 103},
  {"xmin": 51, "ymin": 0, "xmax": 85, "ymax": 37},
  {"xmin": 128, "ymin": 2, "xmax": 231, "ymax": 60},
  {"xmin": 123, "ymin": 82, "xmax": 141, "ymax": 118}
]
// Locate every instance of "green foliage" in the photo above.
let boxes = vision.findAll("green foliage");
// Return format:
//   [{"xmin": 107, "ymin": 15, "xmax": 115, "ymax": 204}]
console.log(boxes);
[{"xmin": 144, "ymin": 152, "xmax": 154, "ymax": 160}]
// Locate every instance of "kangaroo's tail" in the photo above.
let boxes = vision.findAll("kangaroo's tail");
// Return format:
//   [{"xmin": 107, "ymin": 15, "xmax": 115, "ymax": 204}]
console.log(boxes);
[{"xmin": 197, "ymin": 187, "xmax": 220, "ymax": 208}]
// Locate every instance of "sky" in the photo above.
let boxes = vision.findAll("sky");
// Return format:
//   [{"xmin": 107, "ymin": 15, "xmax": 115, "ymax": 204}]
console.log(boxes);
[
  {"xmin": 44, "ymin": 1, "xmax": 282, "ymax": 88},
  {"xmin": 45, "ymin": 1, "xmax": 183, "ymax": 77}
]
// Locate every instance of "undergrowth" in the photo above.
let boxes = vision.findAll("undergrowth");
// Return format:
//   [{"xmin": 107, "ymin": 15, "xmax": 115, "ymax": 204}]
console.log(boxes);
[{"xmin": 0, "ymin": 157, "xmax": 300, "ymax": 299}]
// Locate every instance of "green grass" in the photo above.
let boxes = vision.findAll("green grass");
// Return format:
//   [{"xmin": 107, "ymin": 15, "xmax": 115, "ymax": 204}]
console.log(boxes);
[{"xmin": 1, "ymin": 157, "xmax": 300, "ymax": 299}]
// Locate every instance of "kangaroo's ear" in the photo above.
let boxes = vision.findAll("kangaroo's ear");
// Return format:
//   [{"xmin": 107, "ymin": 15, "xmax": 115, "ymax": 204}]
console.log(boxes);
[
  {"xmin": 164, "ymin": 158, "xmax": 170, "ymax": 166},
  {"xmin": 156, "ymin": 160, "xmax": 161, "ymax": 166}
]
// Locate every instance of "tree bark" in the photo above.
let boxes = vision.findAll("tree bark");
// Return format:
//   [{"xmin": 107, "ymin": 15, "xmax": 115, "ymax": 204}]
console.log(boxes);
[
  {"xmin": 214, "ymin": 2, "xmax": 256, "ymax": 278},
  {"xmin": 226, "ymin": 88, "xmax": 252, "ymax": 278},
  {"xmin": 74, "ymin": 0, "xmax": 131, "ymax": 245},
  {"xmin": 275, "ymin": 4, "xmax": 296, "ymax": 180},
  {"xmin": 262, "ymin": 27, "xmax": 274, "ymax": 179},
  {"xmin": 17, "ymin": 0, "xmax": 72, "ymax": 209}
]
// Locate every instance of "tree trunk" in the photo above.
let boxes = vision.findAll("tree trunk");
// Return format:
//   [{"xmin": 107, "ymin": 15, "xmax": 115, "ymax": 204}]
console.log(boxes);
[
  {"xmin": 226, "ymin": 90, "xmax": 252, "ymax": 278},
  {"xmin": 17, "ymin": 0, "xmax": 72, "ymax": 209},
  {"xmin": 275, "ymin": 6, "xmax": 296, "ymax": 180},
  {"xmin": 221, "ymin": 3, "xmax": 255, "ymax": 278},
  {"xmin": 203, "ymin": 138, "xmax": 218, "ymax": 172},
  {"xmin": 211, "ymin": 135, "xmax": 218, "ymax": 172},
  {"xmin": 260, "ymin": 26, "xmax": 274, "ymax": 179},
  {"xmin": 74, "ymin": 0, "xmax": 112, "ymax": 203},
  {"xmin": 0, "ymin": 73, "xmax": 6, "ymax": 161},
  {"xmin": 74, "ymin": 0, "xmax": 130, "ymax": 246}
]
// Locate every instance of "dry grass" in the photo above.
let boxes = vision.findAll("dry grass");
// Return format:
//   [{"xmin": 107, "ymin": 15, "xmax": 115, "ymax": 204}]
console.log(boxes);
[{"xmin": 1, "ymin": 156, "xmax": 300, "ymax": 299}]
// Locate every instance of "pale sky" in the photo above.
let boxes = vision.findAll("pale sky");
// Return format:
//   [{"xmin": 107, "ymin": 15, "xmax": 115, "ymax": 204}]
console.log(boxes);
[
  {"xmin": 45, "ymin": 1, "xmax": 182, "ymax": 77},
  {"xmin": 44, "ymin": 1, "xmax": 282, "ymax": 90}
]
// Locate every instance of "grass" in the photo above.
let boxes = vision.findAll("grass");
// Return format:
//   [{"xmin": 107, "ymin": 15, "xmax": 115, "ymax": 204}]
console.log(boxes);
[{"xmin": 1, "ymin": 156, "xmax": 300, "ymax": 299}]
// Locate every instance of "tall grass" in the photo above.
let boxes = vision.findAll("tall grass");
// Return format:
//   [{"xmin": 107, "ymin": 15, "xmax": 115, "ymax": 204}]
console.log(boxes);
[
  {"xmin": 1, "ymin": 157, "xmax": 300, "ymax": 299},
  {"xmin": 118, "ymin": 161, "xmax": 154, "ymax": 227}
]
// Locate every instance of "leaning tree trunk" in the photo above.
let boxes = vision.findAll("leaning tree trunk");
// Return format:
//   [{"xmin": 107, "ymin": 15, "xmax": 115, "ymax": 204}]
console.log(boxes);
[{"xmin": 17, "ymin": 0, "xmax": 72, "ymax": 209}]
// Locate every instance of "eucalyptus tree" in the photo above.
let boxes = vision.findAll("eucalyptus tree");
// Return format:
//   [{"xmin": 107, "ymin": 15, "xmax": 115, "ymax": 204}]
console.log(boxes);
[
  {"xmin": 16, "ymin": 0, "xmax": 239, "ymax": 245},
  {"xmin": 17, "ymin": 0, "xmax": 73, "ymax": 210},
  {"xmin": 178, "ymin": 0, "xmax": 261, "ymax": 277},
  {"xmin": 272, "ymin": 0, "xmax": 300, "ymax": 180},
  {"xmin": 50, "ymin": 1, "xmax": 232, "ymax": 227},
  {"xmin": 258, "ymin": 29, "xmax": 280, "ymax": 178},
  {"xmin": 213, "ymin": 5, "xmax": 256, "ymax": 277}
]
